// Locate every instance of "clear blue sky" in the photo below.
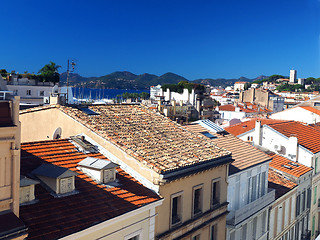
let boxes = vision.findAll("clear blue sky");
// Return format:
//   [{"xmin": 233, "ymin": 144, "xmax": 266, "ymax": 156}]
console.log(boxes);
[{"xmin": 1, "ymin": 0, "xmax": 320, "ymax": 80}]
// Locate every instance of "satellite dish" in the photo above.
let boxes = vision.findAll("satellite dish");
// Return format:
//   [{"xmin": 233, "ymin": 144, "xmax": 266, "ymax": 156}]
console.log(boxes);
[{"xmin": 53, "ymin": 127, "xmax": 62, "ymax": 140}]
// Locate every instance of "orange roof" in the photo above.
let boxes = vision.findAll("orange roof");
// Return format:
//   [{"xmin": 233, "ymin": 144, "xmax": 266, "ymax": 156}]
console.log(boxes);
[
  {"xmin": 268, "ymin": 168, "xmax": 297, "ymax": 199},
  {"xmin": 268, "ymin": 152, "xmax": 312, "ymax": 178},
  {"xmin": 225, "ymin": 119, "xmax": 288, "ymax": 136},
  {"xmin": 300, "ymin": 106, "xmax": 320, "ymax": 116},
  {"xmin": 218, "ymin": 104, "xmax": 271, "ymax": 114},
  {"xmin": 19, "ymin": 139, "xmax": 161, "ymax": 240},
  {"xmin": 268, "ymin": 121, "xmax": 320, "ymax": 154},
  {"xmin": 234, "ymin": 81, "xmax": 248, "ymax": 84}
]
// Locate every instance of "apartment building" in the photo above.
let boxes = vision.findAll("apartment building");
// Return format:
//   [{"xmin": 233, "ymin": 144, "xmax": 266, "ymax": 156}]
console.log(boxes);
[
  {"xmin": 226, "ymin": 119, "xmax": 320, "ymax": 239},
  {"xmin": 267, "ymin": 152, "xmax": 312, "ymax": 240},
  {"xmin": 0, "ymin": 95, "xmax": 28, "ymax": 239},
  {"xmin": 184, "ymin": 120, "xmax": 275, "ymax": 240},
  {"xmin": 239, "ymin": 88, "xmax": 284, "ymax": 113},
  {"xmin": 271, "ymin": 106, "xmax": 320, "ymax": 124},
  {"xmin": 19, "ymin": 104, "xmax": 233, "ymax": 240},
  {"xmin": 19, "ymin": 137, "xmax": 162, "ymax": 239}
]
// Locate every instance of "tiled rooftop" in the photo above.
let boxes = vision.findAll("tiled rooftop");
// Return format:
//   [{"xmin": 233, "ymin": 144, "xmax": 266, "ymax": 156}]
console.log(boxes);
[
  {"xmin": 19, "ymin": 139, "xmax": 161, "ymax": 240},
  {"xmin": 268, "ymin": 121, "xmax": 320, "ymax": 154},
  {"xmin": 224, "ymin": 119, "xmax": 289, "ymax": 136},
  {"xmin": 268, "ymin": 168, "xmax": 297, "ymax": 199},
  {"xmin": 218, "ymin": 103, "xmax": 271, "ymax": 114},
  {"xmin": 268, "ymin": 152, "xmax": 312, "ymax": 178},
  {"xmin": 58, "ymin": 105, "xmax": 231, "ymax": 174},
  {"xmin": 184, "ymin": 123, "xmax": 271, "ymax": 174}
]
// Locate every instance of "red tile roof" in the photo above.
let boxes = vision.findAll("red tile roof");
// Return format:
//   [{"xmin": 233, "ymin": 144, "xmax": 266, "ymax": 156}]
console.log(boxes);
[
  {"xmin": 268, "ymin": 121, "xmax": 320, "ymax": 154},
  {"xmin": 225, "ymin": 119, "xmax": 288, "ymax": 136},
  {"xmin": 268, "ymin": 168, "xmax": 297, "ymax": 199},
  {"xmin": 218, "ymin": 104, "xmax": 271, "ymax": 113},
  {"xmin": 268, "ymin": 152, "xmax": 312, "ymax": 178},
  {"xmin": 19, "ymin": 139, "xmax": 161, "ymax": 240}
]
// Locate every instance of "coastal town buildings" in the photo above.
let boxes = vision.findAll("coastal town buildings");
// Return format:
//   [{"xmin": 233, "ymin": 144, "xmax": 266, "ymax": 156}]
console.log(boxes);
[
  {"xmin": 19, "ymin": 104, "xmax": 233, "ymax": 240},
  {"xmin": 267, "ymin": 152, "xmax": 312, "ymax": 240},
  {"xmin": 226, "ymin": 119, "xmax": 320, "ymax": 239},
  {"xmin": 184, "ymin": 120, "xmax": 274, "ymax": 240}
]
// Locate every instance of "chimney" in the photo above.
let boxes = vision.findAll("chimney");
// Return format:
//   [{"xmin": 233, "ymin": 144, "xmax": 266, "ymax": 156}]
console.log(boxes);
[
  {"xmin": 172, "ymin": 100, "xmax": 176, "ymax": 116},
  {"xmin": 288, "ymin": 135, "xmax": 298, "ymax": 161},
  {"xmin": 253, "ymin": 120, "xmax": 262, "ymax": 146}
]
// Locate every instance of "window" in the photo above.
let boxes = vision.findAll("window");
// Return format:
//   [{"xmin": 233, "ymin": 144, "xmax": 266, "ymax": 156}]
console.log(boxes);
[
  {"xmin": 312, "ymin": 215, "xmax": 316, "ymax": 236},
  {"xmin": 314, "ymin": 186, "xmax": 317, "ymax": 205},
  {"xmin": 193, "ymin": 185, "xmax": 203, "ymax": 216},
  {"xmin": 261, "ymin": 172, "xmax": 266, "ymax": 196},
  {"xmin": 171, "ymin": 192, "xmax": 182, "ymax": 226},
  {"xmin": 296, "ymin": 194, "xmax": 301, "ymax": 217},
  {"xmin": 13, "ymin": 90, "xmax": 18, "ymax": 95},
  {"xmin": 60, "ymin": 177, "xmax": 74, "ymax": 194},
  {"xmin": 241, "ymin": 223, "xmax": 247, "ymax": 240},
  {"xmin": 210, "ymin": 225, "xmax": 217, "ymax": 240},
  {"xmin": 39, "ymin": 90, "xmax": 44, "ymax": 97},
  {"xmin": 212, "ymin": 179, "xmax": 220, "ymax": 207},
  {"xmin": 26, "ymin": 90, "xmax": 31, "ymax": 95},
  {"xmin": 124, "ymin": 230, "xmax": 141, "ymax": 240},
  {"xmin": 252, "ymin": 217, "xmax": 257, "ymax": 239},
  {"xmin": 192, "ymin": 234, "xmax": 200, "ymax": 240},
  {"xmin": 307, "ymin": 187, "xmax": 311, "ymax": 209}
]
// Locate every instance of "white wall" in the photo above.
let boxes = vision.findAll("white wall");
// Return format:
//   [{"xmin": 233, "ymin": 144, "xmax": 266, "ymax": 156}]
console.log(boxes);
[{"xmin": 271, "ymin": 107, "xmax": 320, "ymax": 124}]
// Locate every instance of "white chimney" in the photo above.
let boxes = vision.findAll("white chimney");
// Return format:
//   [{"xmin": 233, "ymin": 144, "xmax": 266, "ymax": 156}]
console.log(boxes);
[
  {"xmin": 288, "ymin": 135, "xmax": 298, "ymax": 161},
  {"xmin": 253, "ymin": 120, "xmax": 262, "ymax": 146}
]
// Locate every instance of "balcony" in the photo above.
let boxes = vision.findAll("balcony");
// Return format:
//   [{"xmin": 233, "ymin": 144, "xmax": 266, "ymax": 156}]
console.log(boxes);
[{"xmin": 227, "ymin": 188, "xmax": 275, "ymax": 226}]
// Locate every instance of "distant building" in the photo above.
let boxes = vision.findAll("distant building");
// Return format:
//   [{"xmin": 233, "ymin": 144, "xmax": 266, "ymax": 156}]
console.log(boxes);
[
  {"xmin": 234, "ymin": 81, "xmax": 248, "ymax": 91},
  {"xmin": 239, "ymin": 88, "xmax": 284, "ymax": 113},
  {"xmin": 290, "ymin": 69, "xmax": 297, "ymax": 83},
  {"xmin": 150, "ymin": 84, "xmax": 162, "ymax": 100}
]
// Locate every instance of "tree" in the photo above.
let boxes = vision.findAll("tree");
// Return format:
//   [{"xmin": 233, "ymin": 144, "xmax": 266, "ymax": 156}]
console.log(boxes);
[
  {"xmin": 0, "ymin": 69, "xmax": 7, "ymax": 77},
  {"xmin": 38, "ymin": 61, "xmax": 61, "ymax": 83}
]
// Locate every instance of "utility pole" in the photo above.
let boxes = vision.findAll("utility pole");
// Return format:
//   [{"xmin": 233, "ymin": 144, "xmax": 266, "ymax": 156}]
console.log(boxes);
[{"xmin": 66, "ymin": 59, "xmax": 76, "ymax": 104}]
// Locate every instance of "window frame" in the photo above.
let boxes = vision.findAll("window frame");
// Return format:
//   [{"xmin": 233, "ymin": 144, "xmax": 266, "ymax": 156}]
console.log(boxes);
[
  {"xmin": 124, "ymin": 229, "xmax": 142, "ymax": 240},
  {"xmin": 211, "ymin": 178, "xmax": 221, "ymax": 208},
  {"xmin": 170, "ymin": 191, "xmax": 183, "ymax": 227},
  {"xmin": 192, "ymin": 184, "xmax": 204, "ymax": 217},
  {"xmin": 26, "ymin": 89, "xmax": 31, "ymax": 96}
]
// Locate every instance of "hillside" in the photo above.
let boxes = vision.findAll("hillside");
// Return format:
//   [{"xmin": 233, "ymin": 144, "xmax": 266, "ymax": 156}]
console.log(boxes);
[{"xmin": 60, "ymin": 71, "xmax": 268, "ymax": 89}]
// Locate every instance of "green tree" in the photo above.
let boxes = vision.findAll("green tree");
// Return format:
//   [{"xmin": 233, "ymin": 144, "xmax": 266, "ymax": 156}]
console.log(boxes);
[
  {"xmin": 0, "ymin": 69, "xmax": 7, "ymax": 77},
  {"xmin": 38, "ymin": 61, "xmax": 61, "ymax": 83},
  {"xmin": 140, "ymin": 92, "xmax": 150, "ymax": 99}
]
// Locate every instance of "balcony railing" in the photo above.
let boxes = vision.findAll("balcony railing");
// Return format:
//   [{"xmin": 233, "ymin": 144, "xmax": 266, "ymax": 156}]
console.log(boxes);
[
  {"xmin": 0, "ymin": 91, "xmax": 13, "ymax": 100},
  {"xmin": 227, "ymin": 188, "xmax": 275, "ymax": 226}
]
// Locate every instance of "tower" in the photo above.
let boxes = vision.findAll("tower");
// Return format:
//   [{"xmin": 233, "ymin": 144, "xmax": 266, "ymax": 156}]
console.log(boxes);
[{"xmin": 290, "ymin": 69, "xmax": 297, "ymax": 83}]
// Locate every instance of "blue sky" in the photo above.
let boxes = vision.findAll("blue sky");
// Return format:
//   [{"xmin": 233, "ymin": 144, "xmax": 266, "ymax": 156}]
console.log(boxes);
[{"xmin": 1, "ymin": 0, "xmax": 320, "ymax": 80}]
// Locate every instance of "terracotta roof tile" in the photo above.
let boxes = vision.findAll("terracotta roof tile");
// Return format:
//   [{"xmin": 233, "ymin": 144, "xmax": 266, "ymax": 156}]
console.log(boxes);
[
  {"xmin": 268, "ymin": 121, "xmax": 320, "ymax": 154},
  {"xmin": 268, "ymin": 168, "xmax": 297, "ymax": 199},
  {"xmin": 19, "ymin": 139, "xmax": 161, "ymax": 240},
  {"xmin": 183, "ymin": 124, "xmax": 271, "ymax": 174},
  {"xmin": 268, "ymin": 152, "xmax": 312, "ymax": 178},
  {"xmin": 58, "ymin": 105, "xmax": 231, "ymax": 174}
]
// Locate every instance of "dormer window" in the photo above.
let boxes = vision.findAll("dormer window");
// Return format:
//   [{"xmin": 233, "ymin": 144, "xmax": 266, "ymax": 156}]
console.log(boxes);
[
  {"xmin": 78, "ymin": 157, "xmax": 119, "ymax": 184},
  {"xmin": 19, "ymin": 176, "xmax": 40, "ymax": 205},
  {"xmin": 31, "ymin": 164, "xmax": 78, "ymax": 196}
]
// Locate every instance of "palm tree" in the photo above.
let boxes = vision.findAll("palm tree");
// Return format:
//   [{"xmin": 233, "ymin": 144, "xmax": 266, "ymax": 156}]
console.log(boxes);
[{"xmin": 38, "ymin": 62, "xmax": 61, "ymax": 83}]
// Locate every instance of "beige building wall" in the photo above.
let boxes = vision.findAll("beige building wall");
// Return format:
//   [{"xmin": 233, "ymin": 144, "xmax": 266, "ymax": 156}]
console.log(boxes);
[
  {"xmin": 0, "ymin": 97, "xmax": 21, "ymax": 216},
  {"xmin": 157, "ymin": 165, "xmax": 228, "ymax": 239},
  {"xmin": 62, "ymin": 203, "xmax": 161, "ymax": 240}
]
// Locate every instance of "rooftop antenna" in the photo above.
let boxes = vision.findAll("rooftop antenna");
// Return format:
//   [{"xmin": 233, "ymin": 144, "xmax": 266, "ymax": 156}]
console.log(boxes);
[{"xmin": 66, "ymin": 59, "xmax": 76, "ymax": 104}]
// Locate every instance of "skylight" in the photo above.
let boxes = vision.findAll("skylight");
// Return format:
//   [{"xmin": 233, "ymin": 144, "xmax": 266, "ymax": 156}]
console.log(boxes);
[
  {"xmin": 200, "ymin": 131, "xmax": 217, "ymax": 139},
  {"xmin": 288, "ymin": 162, "xmax": 299, "ymax": 167},
  {"xmin": 282, "ymin": 165, "xmax": 293, "ymax": 170},
  {"xmin": 79, "ymin": 108, "xmax": 99, "ymax": 115}
]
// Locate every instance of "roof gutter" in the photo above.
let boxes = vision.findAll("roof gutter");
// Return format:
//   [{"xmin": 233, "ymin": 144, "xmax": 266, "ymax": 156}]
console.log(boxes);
[{"xmin": 160, "ymin": 154, "xmax": 233, "ymax": 182}]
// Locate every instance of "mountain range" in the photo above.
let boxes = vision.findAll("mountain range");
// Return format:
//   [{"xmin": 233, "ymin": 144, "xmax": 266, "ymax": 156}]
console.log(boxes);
[{"xmin": 60, "ymin": 71, "xmax": 268, "ymax": 90}]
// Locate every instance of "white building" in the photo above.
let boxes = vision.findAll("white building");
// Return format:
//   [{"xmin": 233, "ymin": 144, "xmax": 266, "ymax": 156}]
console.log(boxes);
[
  {"xmin": 150, "ymin": 84, "xmax": 162, "ymax": 99},
  {"xmin": 290, "ymin": 70, "xmax": 297, "ymax": 83},
  {"xmin": 234, "ymin": 81, "xmax": 248, "ymax": 91},
  {"xmin": 185, "ymin": 120, "xmax": 275, "ymax": 240},
  {"xmin": 271, "ymin": 106, "xmax": 320, "ymax": 124}
]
